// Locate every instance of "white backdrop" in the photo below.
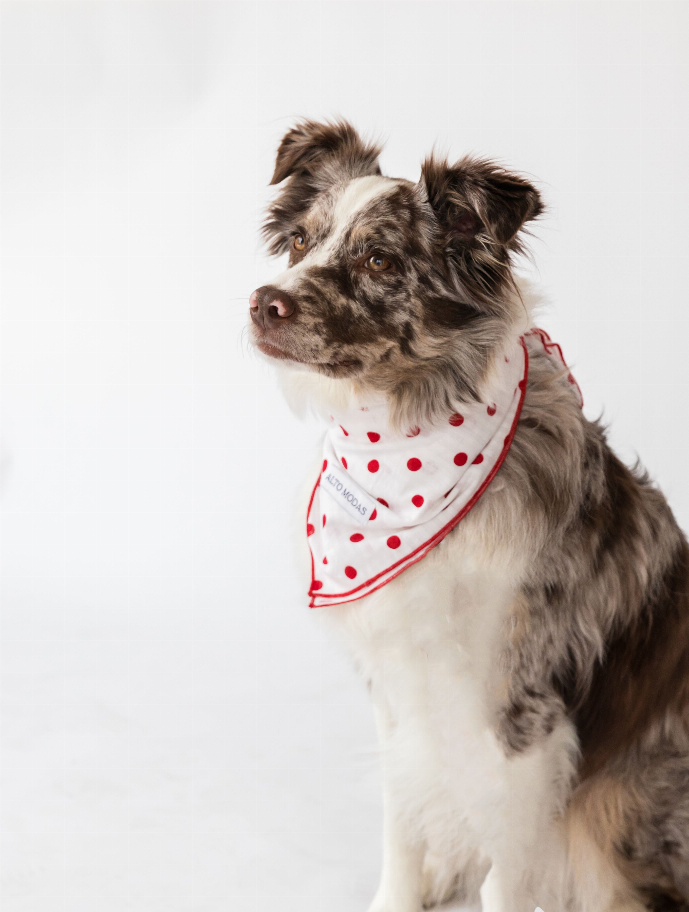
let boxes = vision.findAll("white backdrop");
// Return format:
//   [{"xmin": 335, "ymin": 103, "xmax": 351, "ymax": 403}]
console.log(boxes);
[{"xmin": 1, "ymin": 3, "xmax": 688, "ymax": 911}]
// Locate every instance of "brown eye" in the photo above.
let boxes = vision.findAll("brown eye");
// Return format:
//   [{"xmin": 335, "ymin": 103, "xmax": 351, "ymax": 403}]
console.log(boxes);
[
  {"xmin": 293, "ymin": 234, "xmax": 306, "ymax": 251},
  {"xmin": 365, "ymin": 255, "xmax": 392, "ymax": 272}
]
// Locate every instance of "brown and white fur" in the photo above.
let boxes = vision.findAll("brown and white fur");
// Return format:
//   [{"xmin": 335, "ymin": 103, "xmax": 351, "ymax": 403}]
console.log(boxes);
[{"xmin": 247, "ymin": 119, "xmax": 689, "ymax": 912}]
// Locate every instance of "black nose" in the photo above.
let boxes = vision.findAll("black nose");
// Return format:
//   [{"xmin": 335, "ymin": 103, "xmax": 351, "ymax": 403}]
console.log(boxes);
[{"xmin": 249, "ymin": 285, "xmax": 297, "ymax": 329}]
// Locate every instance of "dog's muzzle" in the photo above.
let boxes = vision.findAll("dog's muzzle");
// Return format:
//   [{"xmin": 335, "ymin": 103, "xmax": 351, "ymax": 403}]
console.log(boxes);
[{"xmin": 249, "ymin": 285, "xmax": 296, "ymax": 330}]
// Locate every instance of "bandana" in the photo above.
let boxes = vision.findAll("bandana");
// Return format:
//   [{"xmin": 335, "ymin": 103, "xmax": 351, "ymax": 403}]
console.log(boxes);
[{"xmin": 306, "ymin": 328, "xmax": 581, "ymax": 608}]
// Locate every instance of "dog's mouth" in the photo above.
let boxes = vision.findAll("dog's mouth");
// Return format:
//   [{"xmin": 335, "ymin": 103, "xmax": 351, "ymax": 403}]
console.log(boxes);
[
  {"xmin": 255, "ymin": 339, "xmax": 302, "ymax": 362},
  {"xmin": 254, "ymin": 338, "xmax": 361, "ymax": 374}
]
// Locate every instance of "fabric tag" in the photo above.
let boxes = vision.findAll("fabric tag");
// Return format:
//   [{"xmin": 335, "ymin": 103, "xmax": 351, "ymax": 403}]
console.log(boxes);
[
  {"xmin": 306, "ymin": 328, "xmax": 582, "ymax": 608},
  {"xmin": 320, "ymin": 464, "xmax": 377, "ymax": 526}
]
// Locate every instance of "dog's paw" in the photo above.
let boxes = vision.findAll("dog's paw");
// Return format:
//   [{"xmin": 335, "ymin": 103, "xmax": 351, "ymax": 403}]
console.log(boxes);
[
  {"xmin": 366, "ymin": 887, "xmax": 419, "ymax": 912},
  {"xmin": 420, "ymin": 854, "xmax": 457, "ymax": 908}
]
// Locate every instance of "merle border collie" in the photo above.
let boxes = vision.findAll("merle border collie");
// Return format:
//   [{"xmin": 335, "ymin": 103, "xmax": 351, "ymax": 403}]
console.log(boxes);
[{"xmin": 247, "ymin": 119, "xmax": 689, "ymax": 912}]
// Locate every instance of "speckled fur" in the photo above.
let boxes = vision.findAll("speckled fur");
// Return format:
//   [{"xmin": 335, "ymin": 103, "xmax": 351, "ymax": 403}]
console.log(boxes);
[{"xmin": 251, "ymin": 120, "xmax": 689, "ymax": 912}]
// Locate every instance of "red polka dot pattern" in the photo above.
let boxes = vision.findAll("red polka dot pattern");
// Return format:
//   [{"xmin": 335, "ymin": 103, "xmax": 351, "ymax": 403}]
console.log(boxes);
[{"xmin": 306, "ymin": 338, "xmax": 575, "ymax": 605}]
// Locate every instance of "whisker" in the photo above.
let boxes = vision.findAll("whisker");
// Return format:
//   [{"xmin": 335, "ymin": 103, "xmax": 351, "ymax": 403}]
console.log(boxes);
[{"xmin": 238, "ymin": 324, "xmax": 258, "ymax": 361}]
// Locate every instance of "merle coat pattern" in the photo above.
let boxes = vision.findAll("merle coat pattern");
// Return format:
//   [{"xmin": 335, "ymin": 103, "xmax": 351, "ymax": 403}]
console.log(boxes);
[{"xmin": 248, "ymin": 119, "xmax": 689, "ymax": 912}]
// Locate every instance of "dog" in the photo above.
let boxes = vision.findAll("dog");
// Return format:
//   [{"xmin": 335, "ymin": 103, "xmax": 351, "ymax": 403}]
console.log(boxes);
[{"xmin": 247, "ymin": 119, "xmax": 689, "ymax": 912}]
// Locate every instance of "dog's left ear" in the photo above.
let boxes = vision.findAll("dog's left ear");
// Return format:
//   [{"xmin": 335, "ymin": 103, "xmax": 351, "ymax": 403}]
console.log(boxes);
[
  {"xmin": 270, "ymin": 118, "xmax": 382, "ymax": 186},
  {"xmin": 419, "ymin": 155, "xmax": 542, "ymax": 247}
]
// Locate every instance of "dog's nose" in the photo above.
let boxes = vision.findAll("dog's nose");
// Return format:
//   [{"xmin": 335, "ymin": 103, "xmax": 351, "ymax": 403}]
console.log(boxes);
[{"xmin": 249, "ymin": 285, "xmax": 296, "ymax": 328}]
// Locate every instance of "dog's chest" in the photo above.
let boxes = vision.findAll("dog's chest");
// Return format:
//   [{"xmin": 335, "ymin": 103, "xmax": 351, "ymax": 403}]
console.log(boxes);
[{"xmin": 322, "ymin": 532, "xmax": 519, "ymax": 835}]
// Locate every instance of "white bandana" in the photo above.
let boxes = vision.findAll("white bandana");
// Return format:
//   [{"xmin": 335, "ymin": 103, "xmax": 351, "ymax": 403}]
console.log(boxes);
[{"xmin": 306, "ymin": 328, "xmax": 582, "ymax": 608}]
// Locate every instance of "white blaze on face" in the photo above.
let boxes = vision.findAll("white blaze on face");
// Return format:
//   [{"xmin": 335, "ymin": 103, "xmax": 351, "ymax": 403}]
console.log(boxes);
[
  {"xmin": 271, "ymin": 174, "xmax": 397, "ymax": 291},
  {"xmin": 323, "ymin": 174, "xmax": 396, "ymax": 259}
]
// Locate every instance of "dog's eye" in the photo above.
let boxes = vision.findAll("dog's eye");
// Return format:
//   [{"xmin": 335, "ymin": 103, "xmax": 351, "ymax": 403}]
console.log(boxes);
[
  {"xmin": 293, "ymin": 235, "xmax": 306, "ymax": 251},
  {"xmin": 364, "ymin": 255, "xmax": 392, "ymax": 272}
]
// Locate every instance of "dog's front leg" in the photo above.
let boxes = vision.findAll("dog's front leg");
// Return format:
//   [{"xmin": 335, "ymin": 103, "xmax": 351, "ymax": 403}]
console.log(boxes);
[
  {"xmin": 476, "ymin": 718, "xmax": 575, "ymax": 912},
  {"xmin": 479, "ymin": 862, "xmax": 535, "ymax": 912},
  {"xmin": 367, "ymin": 793, "xmax": 424, "ymax": 912},
  {"xmin": 367, "ymin": 704, "xmax": 424, "ymax": 912}
]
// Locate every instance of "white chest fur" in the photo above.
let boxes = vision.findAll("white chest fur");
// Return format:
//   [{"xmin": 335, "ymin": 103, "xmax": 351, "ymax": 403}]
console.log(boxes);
[
  {"xmin": 287, "ymin": 372, "xmax": 579, "ymax": 910},
  {"xmin": 314, "ymin": 506, "xmax": 579, "ymax": 912},
  {"xmin": 320, "ymin": 521, "xmax": 522, "ymax": 858}
]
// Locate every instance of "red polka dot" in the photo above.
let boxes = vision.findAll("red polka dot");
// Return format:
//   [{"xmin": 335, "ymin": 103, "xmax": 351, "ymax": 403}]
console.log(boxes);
[
  {"xmin": 312, "ymin": 580, "xmax": 323, "ymax": 590},
  {"xmin": 487, "ymin": 403, "xmax": 496, "ymax": 416},
  {"xmin": 367, "ymin": 432, "xmax": 380, "ymax": 443},
  {"xmin": 518, "ymin": 379, "xmax": 526, "ymax": 391},
  {"xmin": 345, "ymin": 566, "xmax": 357, "ymax": 580},
  {"xmin": 323, "ymin": 557, "xmax": 328, "ymax": 564},
  {"xmin": 449, "ymin": 413, "xmax": 464, "ymax": 427},
  {"xmin": 473, "ymin": 453, "xmax": 484, "ymax": 464},
  {"xmin": 322, "ymin": 514, "xmax": 327, "ymax": 527},
  {"xmin": 407, "ymin": 457, "xmax": 422, "ymax": 471},
  {"xmin": 568, "ymin": 374, "xmax": 575, "ymax": 384},
  {"xmin": 412, "ymin": 495, "xmax": 424, "ymax": 508},
  {"xmin": 307, "ymin": 523, "xmax": 315, "ymax": 536},
  {"xmin": 505, "ymin": 356, "xmax": 510, "ymax": 363},
  {"xmin": 377, "ymin": 497, "xmax": 389, "ymax": 507},
  {"xmin": 387, "ymin": 536, "xmax": 401, "ymax": 549},
  {"xmin": 370, "ymin": 509, "xmax": 377, "ymax": 521},
  {"xmin": 444, "ymin": 488, "xmax": 453, "ymax": 498},
  {"xmin": 406, "ymin": 426, "xmax": 421, "ymax": 437},
  {"xmin": 368, "ymin": 459, "xmax": 380, "ymax": 473},
  {"xmin": 454, "ymin": 452, "xmax": 468, "ymax": 466},
  {"xmin": 341, "ymin": 456, "xmax": 347, "ymax": 469},
  {"xmin": 350, "ymin": 533, "xmax": 364, "ymax": 543},
  {"xmin": 322, "ymin": 459, "xmax": 328, "ymax": 472},
  {"xmin": 340, "ymin": 425, "xmax": 349, "ymax": 436}
]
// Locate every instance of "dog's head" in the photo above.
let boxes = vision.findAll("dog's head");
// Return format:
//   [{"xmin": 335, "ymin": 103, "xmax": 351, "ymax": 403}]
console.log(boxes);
[{"xmin": 249, "ymin": 119, "xmax": 542, "ymax": 424}]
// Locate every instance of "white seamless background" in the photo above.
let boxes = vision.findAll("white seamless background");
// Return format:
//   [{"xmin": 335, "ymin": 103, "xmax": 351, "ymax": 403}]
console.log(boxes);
[{"xmin": 1, "ymin": 3, "xmax": 688, "ymax": 911}]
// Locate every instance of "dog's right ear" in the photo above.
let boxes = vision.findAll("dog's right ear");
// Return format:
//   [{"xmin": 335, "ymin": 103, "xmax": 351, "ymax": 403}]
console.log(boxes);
[
  {"xmin": 270, "ymin": 119, "xmax": 382, "ymax": 186},
  {"xmin": 263, "ymin": 120, "xmax": 382, "ymax": 256}
]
